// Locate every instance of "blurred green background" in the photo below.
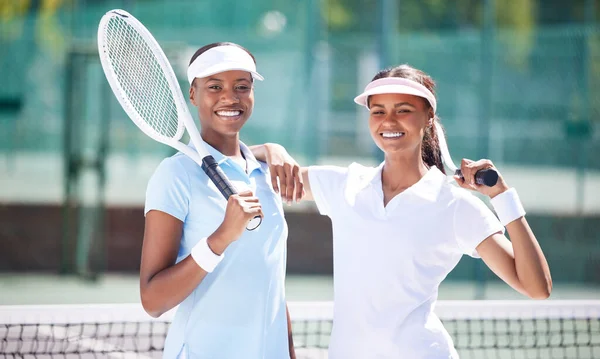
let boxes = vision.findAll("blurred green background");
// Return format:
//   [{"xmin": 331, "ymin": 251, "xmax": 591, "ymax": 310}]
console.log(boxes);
[{"xmin": 0, "ymin": 0, "xmax": 599, "ymax": 303}]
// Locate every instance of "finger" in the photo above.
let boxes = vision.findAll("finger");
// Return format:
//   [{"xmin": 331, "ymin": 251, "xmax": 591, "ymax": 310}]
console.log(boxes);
[
  {"xmin": 237, "ymin": 190, "xmax": 254, "ymax": 197},
  {"xmin": 473, "ymin": 159, "xmax": 494, "ymax": 172},
  {"xmin": 281, "ymin": 163, "xmax": 292, "ymax": 203},
  {"xmin": 285, "ymin": 165, "xmax": 295, "ymax": 205},
  {"xmin": 454, "ymin": 175, "xmax": 477, "ymax": 191},
  {"xmin": 270, "ymin": 169, "xmax": 279, "ymax": 194},
  {"xmin": 246, "ymin": 207, "xmax": 264, "ymax": 218},
  {"xmin": 461, "ymin": 158, "xmax": 475, "ymax": 186},
  {"xmin": 245, "ymin": 204, "xmax": 262, "ymax": 213},
  {"xmin": 276, "ymin": 166, "xmax": 287, "ymax": 201},
  {"xmin": 469, "ymin": 159, "xmax": 494, "ymax": 185},
  {"xmin": 474, "ymin": 158, "xmax": 493, "ymax": 167},
  {"xmin": 241, "ymin": 196, "xmax": 260, "ymax": 204},
  {"xmin": 294, "ymin": 171, "xmax": 304, "ymax": 202},
  {"xmin": 453, "ymin": 175, "xmax": 467, "ymax": 188}
]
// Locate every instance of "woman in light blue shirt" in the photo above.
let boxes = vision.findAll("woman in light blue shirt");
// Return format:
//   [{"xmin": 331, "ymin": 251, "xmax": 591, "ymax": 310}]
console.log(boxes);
[{"xmin": 140, "ymin": 42, "xmax": 302, "ymax": 359}]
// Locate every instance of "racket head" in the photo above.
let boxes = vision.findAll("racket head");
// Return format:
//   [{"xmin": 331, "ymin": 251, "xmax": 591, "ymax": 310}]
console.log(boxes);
[
  {"xmin": 97, "ymin": 9, "xmax": 190, "ymax": 146},
  {"xmin": 98, "ymin": 9, "xmax": 261, "ymax": 231}
]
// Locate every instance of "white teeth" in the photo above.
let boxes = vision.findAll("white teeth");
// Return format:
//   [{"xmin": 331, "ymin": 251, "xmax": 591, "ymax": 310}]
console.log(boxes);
[
  {"xmin": 216, "ymin": 110, "xmax": 241, "ymax": 117},
  {"xmin": 381, "ymin": 132, "xmax": 404, "ymax": 138}
]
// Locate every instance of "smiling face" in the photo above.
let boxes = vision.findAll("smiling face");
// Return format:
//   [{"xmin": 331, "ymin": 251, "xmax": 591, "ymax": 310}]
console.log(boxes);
[
  {"xmin": 189, "ymin": 70, "xmax": 254, "ymax": 143},
  {"xmin": 368, "ymin": 93, "xmax": 433, "ymax": 156}
]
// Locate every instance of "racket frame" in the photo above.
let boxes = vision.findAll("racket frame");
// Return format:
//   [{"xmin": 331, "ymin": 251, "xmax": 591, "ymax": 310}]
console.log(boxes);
[
  {"xmin": 98, "ymin": 9, "xmax": 261, "ymax": 230},
  {"xmin": 435, "ymin": 122, "xmax": 498, "ymax": 187}
]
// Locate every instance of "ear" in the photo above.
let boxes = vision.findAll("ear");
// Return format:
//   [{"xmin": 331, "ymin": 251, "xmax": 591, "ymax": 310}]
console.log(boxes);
[
  {"xmin": 189, "ymin": 83, "xmax": 196, "ymax": 104},
  {"xmin": 427, "ymin": 109, "xmax": 435, "ymax": 127}
]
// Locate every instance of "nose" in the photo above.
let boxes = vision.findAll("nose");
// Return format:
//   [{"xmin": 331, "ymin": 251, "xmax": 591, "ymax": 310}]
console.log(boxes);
[
  {"xmin": 383, "ymin": 112, "xmax": 396, "ymax": 124},
  {"xmin": 220, "ymin": 88, "xmax": 240, "ymax": 104}
]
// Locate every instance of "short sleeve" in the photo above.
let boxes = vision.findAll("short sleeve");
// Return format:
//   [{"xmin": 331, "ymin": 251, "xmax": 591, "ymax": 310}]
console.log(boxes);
[
  {"xmin": 453, "ymin": 192, "xmax": 504, "ymax": 258},
  {"xmin": 307, "ymin": 165, "xmax": 348, "ymax": 216},
  {"xmin": 144, "ymin": 157, "xmax": 191, "ymax": 222}
]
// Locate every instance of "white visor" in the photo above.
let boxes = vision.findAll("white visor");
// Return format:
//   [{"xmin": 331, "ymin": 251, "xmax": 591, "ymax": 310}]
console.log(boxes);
[
  {"xmin": 354, "ymin": 77, "xmax": 437, "ymax": 114},
  {"xmin": 353, "ymin": 77, "xmax": 460, "ymax": 173},
  {"xmin": 187, "ymin": 45, "xmax": 264, "ymax": 85}
]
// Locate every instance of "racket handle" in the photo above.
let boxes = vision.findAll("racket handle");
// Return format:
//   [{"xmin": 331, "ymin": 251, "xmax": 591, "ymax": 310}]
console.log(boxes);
[
  {"xmin": 454, "ymin": 168, "xmax": 499, "ymax": 187},
  {"xmin": 202, "ymin": 156, "xmax": 237, "ymax": 198},
  {"xmin": 201, "ymin": 156, "xmax": 262, "ymax": 231}
]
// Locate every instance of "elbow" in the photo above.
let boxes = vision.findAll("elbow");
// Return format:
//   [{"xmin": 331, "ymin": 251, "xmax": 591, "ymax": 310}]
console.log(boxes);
[
  {"xmin": 144, "ymin": 307, "xmax": 165, "ymax": 319},
  {"xmin": 140, "ymin": 288, "xmax": 167, "ymax": 318},
  {"xmin": 141, "ymin": 297, "xmax": 166, "ymax": 318},
  {"xmin": 526, "ymin": 277, "xmax": 553, "ymax": 300},
  {"xmin": 528, "ymin": 289, "xmax": 551, "ymax": 300}
]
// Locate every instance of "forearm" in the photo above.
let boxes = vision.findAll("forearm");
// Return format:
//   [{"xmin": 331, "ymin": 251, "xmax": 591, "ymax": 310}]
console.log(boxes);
[
  {"xmin": 141, "ymin": 255, "xmax": 208, "ymax": 317},
  {"xmin": 505, "ymin": 217, "xmax": 552, "ymax": 299},
  {"xmin": 249, "ymin": 143, "xmax": 313, "ymax": 202},
  {"xmin": 248, "ymin": 143, "xmax": 270, "ymax": 162},
  {"xmin": 141, "ymin": 232, "xmax": 230, "ymax": 317}
]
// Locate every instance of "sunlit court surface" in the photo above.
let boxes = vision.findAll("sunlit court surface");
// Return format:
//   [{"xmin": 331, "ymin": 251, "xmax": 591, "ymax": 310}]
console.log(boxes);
[{"xmin": 1, "ymin": 1, "xmax": 600, "ymax": 359}]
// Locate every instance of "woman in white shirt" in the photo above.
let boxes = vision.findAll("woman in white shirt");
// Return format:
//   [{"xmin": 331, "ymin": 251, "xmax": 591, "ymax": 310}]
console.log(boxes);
[{"xmin": 252, "ymin": 64, "xmax": 552, "ymax": 358}]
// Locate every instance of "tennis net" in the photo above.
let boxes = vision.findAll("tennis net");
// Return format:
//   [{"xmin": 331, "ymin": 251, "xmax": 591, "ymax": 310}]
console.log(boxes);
[{"xmin": 1, "ymin": 300, "xmax": 599, "ymax": 358}]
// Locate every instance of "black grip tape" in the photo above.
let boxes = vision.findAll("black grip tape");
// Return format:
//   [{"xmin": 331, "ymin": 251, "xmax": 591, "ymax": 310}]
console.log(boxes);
[
  {"xmin": 202, "ymin": 156, "xmax": 238, "ymax": 199},
  {"xmin": 455, "ymin": 168, "xmax": 499, "ymax": 187}
]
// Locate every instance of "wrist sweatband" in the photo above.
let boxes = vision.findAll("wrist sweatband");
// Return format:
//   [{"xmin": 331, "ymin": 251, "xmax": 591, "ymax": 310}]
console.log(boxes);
[
  {"xmin": 191, "ymin": 237, "xmax": 224, "ymax": 273},
  {"xmin": 490, "ymin": 188, "xmax": 526, "ymax": 226}
]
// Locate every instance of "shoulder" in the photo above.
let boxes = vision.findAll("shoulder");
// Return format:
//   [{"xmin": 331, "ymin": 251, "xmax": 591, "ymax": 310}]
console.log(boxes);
[
  {"xmin": 307, "ymin": 164, "xmax": 348, "ymax": 187},
  {"xmin": 441, "ymin": 183, "xmax": 495, "ymax": 223},
  {"xmin": 308, "ymin": 164, "xmax": 350, "ymax": 176},
  {"xmin": 144, "ymin": 153, "xmax": 194, "ymax": 221},
  {"xmin": 148, "ymin": 153, "xmax": 194, "ymax": 187},
  {"xmin": 308, "ymin": 162, "xmax": 381, "ymax": 190},
  {"xmin": 309, "ymin": 162, "xmax": 377, "ymax": 181},
  {"xmin": 156, "ymin": 151, "xmax": 197, "ymax": 174},
  {"xmin": 448, "ymin": 184, "xmax": 487, "ymax": 206}
]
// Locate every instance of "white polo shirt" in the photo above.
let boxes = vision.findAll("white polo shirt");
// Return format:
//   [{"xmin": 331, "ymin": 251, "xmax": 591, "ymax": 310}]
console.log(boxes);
[{"xmin": 308, "ymin": 162, "xmax": 504, "ymax": 359}]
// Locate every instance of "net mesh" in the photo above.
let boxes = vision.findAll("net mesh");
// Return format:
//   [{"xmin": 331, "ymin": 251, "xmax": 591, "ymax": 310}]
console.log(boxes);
[
  {"xmin": 1, "ymin": 301, "xmax": 599, "ymax": 359},
  {"xmin": 102, "ymin": 15, "xmax": 180, "ymax": 140}
]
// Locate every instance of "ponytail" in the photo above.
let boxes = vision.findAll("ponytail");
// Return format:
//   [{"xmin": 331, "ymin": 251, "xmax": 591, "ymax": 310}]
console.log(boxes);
[{"xmin": 422, "ymin": 116, "xmax": 446, "ymax": 174}]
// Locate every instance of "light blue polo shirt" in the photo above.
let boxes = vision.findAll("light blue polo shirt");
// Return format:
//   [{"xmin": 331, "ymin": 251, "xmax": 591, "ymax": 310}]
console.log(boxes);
[{"xmin": 144, "ymin": 140, "xmax": 290, "ymax": 359}]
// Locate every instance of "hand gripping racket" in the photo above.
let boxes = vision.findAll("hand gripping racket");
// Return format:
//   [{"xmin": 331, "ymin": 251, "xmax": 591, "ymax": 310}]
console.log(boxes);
[
  {"xmin": 435, "ymin": 122, "xmax": 499, "ymax": 187},
  {"xmin": 98, "ymin": 9, "xmax": 262, "ymax": 230}
]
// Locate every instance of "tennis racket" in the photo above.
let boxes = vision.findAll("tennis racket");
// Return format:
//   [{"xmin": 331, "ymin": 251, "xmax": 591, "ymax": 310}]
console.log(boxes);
[
  {"xmin": 97, "ymin": 9, "xmax": 262, "ymax": 230},
  {"xmin": 435, "ymin": 122, "xmax": 499, "ymax": 187}
]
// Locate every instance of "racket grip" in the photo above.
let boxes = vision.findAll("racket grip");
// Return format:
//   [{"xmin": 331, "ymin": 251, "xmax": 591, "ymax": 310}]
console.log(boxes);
[
  {"xmin": 202, "ymin": 156, "xmax": 262, "ymax": 231},
  {"xmin": 455, "ymin": 168, "xmax": 499, "ymax": 187},
  {"xmin": 202, "ymin": 156, "xmax": 237, "ymax": 199}
]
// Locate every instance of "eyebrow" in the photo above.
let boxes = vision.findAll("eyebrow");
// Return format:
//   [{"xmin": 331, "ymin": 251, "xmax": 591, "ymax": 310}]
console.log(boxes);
[
  {"xmin": 370, "ymin": 102, "xmax": 416, "ymax": 109},
  {"xmin": 205, "ymin": 77, "xmax": 251, "ymax": 82}
]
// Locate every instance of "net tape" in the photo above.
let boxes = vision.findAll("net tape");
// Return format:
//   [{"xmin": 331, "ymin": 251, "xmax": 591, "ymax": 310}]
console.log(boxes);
[{"xmin": 1, "ymin": 300, "xmax": 599, "ymax": 359}]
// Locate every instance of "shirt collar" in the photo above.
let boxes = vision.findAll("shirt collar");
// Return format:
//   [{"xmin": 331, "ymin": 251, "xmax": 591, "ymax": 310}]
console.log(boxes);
[
  {"xmin": 187, "ymin": 139, "xmax": 267, "ymax": 175},
  {"xmin": 366, "ymin": 163, "xmax": 446, "ymax": 202},
  {"xmin": 239, "ymin": 141, "xmax": 266, "ymax": 174}
]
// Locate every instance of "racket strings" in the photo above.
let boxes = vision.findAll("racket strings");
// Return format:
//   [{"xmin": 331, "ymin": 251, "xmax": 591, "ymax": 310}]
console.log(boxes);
[{"xmin": 104, "ymin": 16, "xmax": 181, "ymax": 140}]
